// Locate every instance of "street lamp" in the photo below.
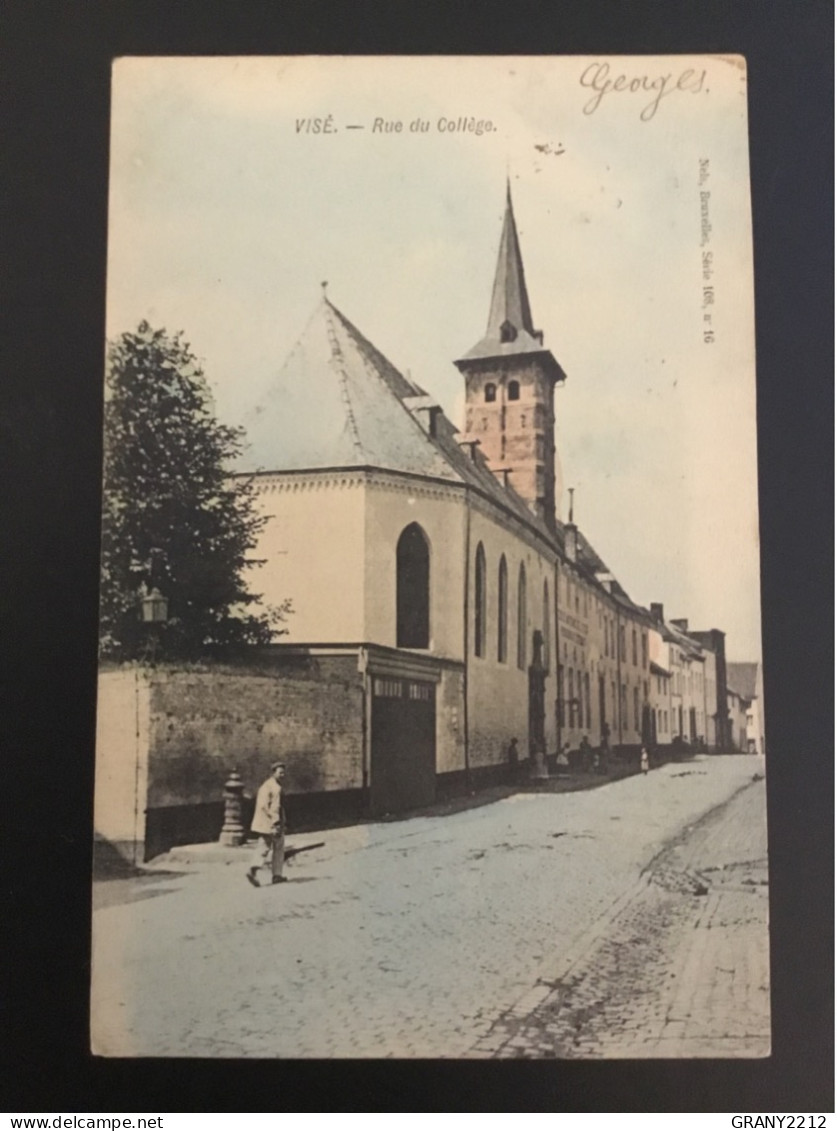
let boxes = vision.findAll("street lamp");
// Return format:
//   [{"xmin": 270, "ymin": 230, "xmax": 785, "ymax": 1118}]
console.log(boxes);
[
  {"xmin": 140, "ymin": 587, "xmax": 169, "ymax": 624},
  {"xmin": 138, "ymin": 548, "xmax": 168, "ymax": 662}
]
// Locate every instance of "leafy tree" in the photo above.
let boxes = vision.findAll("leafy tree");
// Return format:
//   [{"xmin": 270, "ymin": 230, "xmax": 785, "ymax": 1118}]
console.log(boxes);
[{"xmin": 100, "ymin": 322, "xmax": 290, "ymax": 660}]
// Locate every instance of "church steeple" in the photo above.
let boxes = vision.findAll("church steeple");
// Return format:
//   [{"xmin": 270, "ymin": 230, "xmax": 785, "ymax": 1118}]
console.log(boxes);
[
  {"xmin": 455, "ymin": 183, "xmax": 566, "ymax": 532},
  {"xmin": 486, "ymin": 179, "xmax": 536, "ymax": 342}
]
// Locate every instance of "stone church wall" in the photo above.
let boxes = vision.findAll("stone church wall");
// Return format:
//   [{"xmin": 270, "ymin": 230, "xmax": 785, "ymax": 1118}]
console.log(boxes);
[
  {"xmin": 436, "ymin": 666, "xmax": 467, "ymax": 775},
  {"xmin": 364, "ymin": 475, "xmax": 466, "ymax": 660},
  {"xmin": 465, "ymin": 506, "xmax": 558, "ymax": 776},
  {"xmin": 248, "ymin": 473, "xmax": 367, "ymax": 645}
]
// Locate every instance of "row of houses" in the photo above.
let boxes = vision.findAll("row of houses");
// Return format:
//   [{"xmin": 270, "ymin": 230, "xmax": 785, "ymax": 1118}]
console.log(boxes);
[{"xmin": 95, "ymin": 183, "xmax": 764, "ymax": 862}]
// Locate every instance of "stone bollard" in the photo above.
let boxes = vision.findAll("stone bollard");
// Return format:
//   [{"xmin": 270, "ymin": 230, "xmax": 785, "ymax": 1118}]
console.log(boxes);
[
  {"xmin": 219, "ymin": 768, "xmax": 246, "ymax": 846},
  {"xmin": 530, "ymin": 746, "xmax": 549, "ymax": 780}
]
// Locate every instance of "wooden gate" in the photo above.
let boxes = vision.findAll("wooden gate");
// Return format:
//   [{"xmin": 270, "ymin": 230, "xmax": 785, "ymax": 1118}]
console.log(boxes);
[{"xmin": 370, "ymin": 677, "xmax": 436, "ymax": 816}]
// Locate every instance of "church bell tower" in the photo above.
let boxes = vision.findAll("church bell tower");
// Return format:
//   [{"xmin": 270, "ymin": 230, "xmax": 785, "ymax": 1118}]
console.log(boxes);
[{"xmin": 455, "ymin": 182, "xmax": 566, "ymax": 530}]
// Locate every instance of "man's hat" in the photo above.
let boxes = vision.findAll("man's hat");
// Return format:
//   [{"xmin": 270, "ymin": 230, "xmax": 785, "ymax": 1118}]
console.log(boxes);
[{"xmin": 271, "ymin": 760, "xmax": 286, "ymax": 772}]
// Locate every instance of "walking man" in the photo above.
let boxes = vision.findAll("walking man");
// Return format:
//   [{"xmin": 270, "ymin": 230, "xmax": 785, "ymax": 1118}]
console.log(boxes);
[
  {"xmin": 246, "ymin": 761, "xmax": 287, "ymax": 887},
  {"xmin": 640, "ymin": 746, "xmax": 649, "ymax": 775}
]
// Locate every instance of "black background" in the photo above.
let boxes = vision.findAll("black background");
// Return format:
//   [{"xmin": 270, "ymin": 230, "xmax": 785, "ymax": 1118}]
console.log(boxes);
[{"xmin": 3, "ymin": 0, "xmax": 833, "ymax": 1113}]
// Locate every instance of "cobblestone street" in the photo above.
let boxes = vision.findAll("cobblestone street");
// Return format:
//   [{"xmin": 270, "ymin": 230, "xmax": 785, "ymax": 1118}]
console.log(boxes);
[
  {"xmin": 91, "ymin": 755, "xmax": 769, "ymax": 1058},
  {"xmin": 470, "ymin": 776, "xmax": 769, "ymax": 1058}
]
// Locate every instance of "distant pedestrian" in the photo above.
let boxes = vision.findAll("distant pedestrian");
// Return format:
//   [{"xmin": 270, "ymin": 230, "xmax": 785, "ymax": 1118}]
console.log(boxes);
[
  {"xmin": 507, "ymin": 737, "xmax": 520, "ymax": 780},
  {"xmin": 640, "ymin": 746, "xmax": 649, "ymax": 775},
  {"xmin": 556, "ymin": 742, "xmax": 570, "ymax": 776},
  {"xmin": 579, "ymin": 735, "xmax": 591, "ymax": 772},
  {"xmin": 246, "ymin": 761, "xmax": 287, "ymax": 887}
]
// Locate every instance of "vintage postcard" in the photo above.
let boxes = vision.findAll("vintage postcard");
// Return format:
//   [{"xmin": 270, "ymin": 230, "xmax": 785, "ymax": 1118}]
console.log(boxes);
[{"xmin": 92, "ymin": 55, "xmax": 767, "ymax": 1058}]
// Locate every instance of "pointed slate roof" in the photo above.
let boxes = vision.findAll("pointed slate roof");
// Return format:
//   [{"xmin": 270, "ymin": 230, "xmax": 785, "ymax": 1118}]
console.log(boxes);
[
  {"xmin": 488, "ymin": 179, "xmax": 536, "ymax": 338},
  {"xmin": 727, "ymin": 662, "xmax": 759, "ymax": 700},
  {"xmin": 239, "ymin": 298, "xmax": 457, "ymax": 479},
  {"xmin": 238, "ymin": 297, "xmax": 559, "ymax": 543},
  {"xmin": 456, "ymin": 183, "xmax": 565, "ymax": 380}
]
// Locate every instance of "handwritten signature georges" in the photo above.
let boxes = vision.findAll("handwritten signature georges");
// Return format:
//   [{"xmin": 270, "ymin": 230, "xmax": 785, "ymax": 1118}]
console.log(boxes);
[{"xmin": 580, "ymin": 61, "xmax": 707, "ymax": 122}]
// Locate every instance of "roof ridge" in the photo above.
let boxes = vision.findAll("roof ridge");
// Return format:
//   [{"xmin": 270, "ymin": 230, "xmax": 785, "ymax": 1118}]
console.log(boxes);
[
  {"xmin": 323, "ymin": 300, "xmax": 365, "ymax": 457},
  {"xmin": 325, "ymin": 298, "xmax": 467, "ymax": 483}
]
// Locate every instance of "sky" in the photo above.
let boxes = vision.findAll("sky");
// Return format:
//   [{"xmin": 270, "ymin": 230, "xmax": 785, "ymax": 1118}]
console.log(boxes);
[{"xmin": 106, "ymin": 55, "xmax": 761, "ymax": 661}]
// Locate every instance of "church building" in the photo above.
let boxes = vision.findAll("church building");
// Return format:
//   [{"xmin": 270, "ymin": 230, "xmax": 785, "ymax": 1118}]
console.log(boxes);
[
  {"xmin": 240, "ymin": 182, "xmax": 650, "ymax": 814},
  {"xmin": 95, "ymin": 183, "xmax": 666, "ymax": 862}
]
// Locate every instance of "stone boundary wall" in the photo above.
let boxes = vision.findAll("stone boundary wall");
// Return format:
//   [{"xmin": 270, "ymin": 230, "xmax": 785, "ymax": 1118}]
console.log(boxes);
[{"xmin": 96, "ymin": 655, "xmax": 365, "ymax": 861}]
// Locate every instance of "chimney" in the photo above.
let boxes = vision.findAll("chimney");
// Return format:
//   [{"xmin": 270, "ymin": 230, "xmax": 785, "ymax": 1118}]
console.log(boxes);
[
  {"xmin": 491, "ymin": 467, "xmax": 513, "ymax": 490},
  {"xmin": 671, "ymin": 618, "xmax": 689, "ymax": 632},
  {"xmin": 564, "ymin": 486, "xmax": 578, "ymax": 562},
  {"xmin": 405, "ymin": 396, "xmax": 443, "ymax": 438},
  {"xmin": 457, "ymin": 438, "xmax": 481, "ymax": 462},
  {"xmin": 565, "ymin": 524, "xmax": 578, "ymax": 563},
  {"xmin": 650, "ymin": 602, "xmax": 664, "ymax": 623},
  {"xmin": 595, "ymin": 571, "xmax": 615, "ymax": 594}
]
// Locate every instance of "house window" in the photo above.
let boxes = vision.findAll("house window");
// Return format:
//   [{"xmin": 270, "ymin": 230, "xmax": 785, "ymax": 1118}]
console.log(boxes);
[
  {"xmin": 542, "ymin": 580, "xmax": 550, "ymax": 671},
  {"xmin": 508, "ymin": 380, "xmax": 520, "ymax": 401},
  {"xmin": 558, "ymin": 664, "xmax": 565, "ymax": 726},
  {"xmin": 497, "ymin": 555, "xmax": 508, "ymax": 663},
  {"xmin": 500, "ymin": 320, "xmax": 517, "ymax": 343},
  {"xmin": 633, "ymin": 687, "xmax": 640, "ymax": 731},
  {"xmin": 474, "ymin": 543, "xmax": 487, "ymax": 657},
  {"xmin": 517, "ymin": 563, "xmax": 527, "ymax": 670},
  {"xmin": 396, "ymin": 523, "xmax": 430, "ymax": 648},
  {"xmin": 641, "ymin": 633, "xmax": 647, "ymax": 668},
  {"xmin": 632, "ymin": 629, "xmax": 637, "ymax": 666},
  {"xmin": 568, "ymin": 669, "xmax": 575, "ymax": 727},
  {"xmin": 484, "ymin": 383, "xmax": 496, "ymax": 403}
]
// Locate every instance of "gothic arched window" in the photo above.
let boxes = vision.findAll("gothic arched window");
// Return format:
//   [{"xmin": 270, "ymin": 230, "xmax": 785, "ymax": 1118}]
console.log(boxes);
[
  {"xmin": 474, "ymin": 543, "xmax": 487, "ymax": 657},
  {"xmin": 497, "ymin": 555, "xmax": 508, "ymax": 663},
  {"xmin": 396, "ymin": 523, "xmax": 430, "ymax": 649},
  {"xmin": 484, "ymin": 383, "xmax": 497, "ymax": 403},
  {"xmin": 508, "ymin": 380, "xmax": 520, "ymax": 401},
  {"xmin": 517, "ymin": 563, "xmax": 527, "ymax": 670}
]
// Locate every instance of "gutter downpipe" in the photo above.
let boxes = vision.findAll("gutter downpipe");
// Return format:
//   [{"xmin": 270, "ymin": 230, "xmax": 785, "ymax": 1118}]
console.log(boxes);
[
  {"xmin": 462, "ymin": 491, "xmax": 472, "ymax": 791},
  {"xmin": 616, "ymin": 607, "xmax": 624, "ymax": 749},
  {"xmin": 554, "ymin": 557, "xmax": 561, "ymax": 758},
  {"xmin": 358, "ymin": 645, "xmax": 370, "ymax": 807}
]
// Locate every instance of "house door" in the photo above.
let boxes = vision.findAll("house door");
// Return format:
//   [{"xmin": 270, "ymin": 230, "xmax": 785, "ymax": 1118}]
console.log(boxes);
[{"xmin": 370, "ymin": 677, "xmax": 436, "ymax": 816}]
